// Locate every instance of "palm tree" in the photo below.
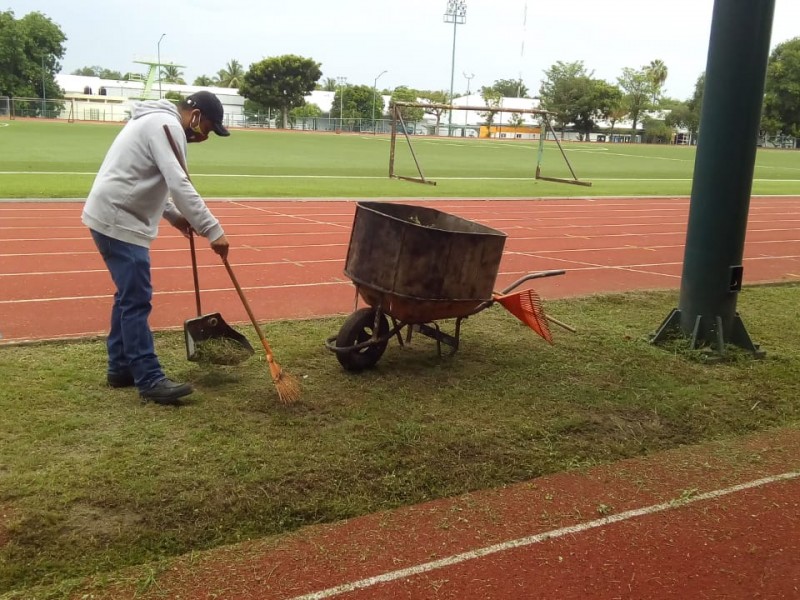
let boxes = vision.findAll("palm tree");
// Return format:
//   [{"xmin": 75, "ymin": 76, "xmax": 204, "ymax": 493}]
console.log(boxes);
[
  {"xmin": 193, "ymin": 75, "xmax": 215, "ymax": 86},
  {"xmin": 322, "ymin": 77, "xmax": 338, "ymax": 92},
  {"xmin": 160, "ymin": 65, "xmax": 186, "ymax": 85},
  {"xmin": 216, "ymin": 59, "xmax": 245, "ymax": 88},
  {"xmin": 646, "ymin": 59, "xmax": 668, "ymax": 105}
]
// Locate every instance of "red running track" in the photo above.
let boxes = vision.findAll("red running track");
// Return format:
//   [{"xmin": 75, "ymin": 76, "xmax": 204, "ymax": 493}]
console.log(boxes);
[{"xmin": 1, "ymin": 196, "xmax": 800, "ymax": 343}]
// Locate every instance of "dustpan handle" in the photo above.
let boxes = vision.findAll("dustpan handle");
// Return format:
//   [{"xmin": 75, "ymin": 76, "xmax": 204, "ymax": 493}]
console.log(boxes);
[
  {"xmin": 189, "ymin": 230, "xmax": 202, "ymax": 317},
  {"xmin": 162, "ymin": 124, "xmax": 203, "ymax": 317}
]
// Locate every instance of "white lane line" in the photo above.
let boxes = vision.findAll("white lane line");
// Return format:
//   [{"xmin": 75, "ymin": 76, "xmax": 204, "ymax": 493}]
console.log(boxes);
[
  {"xmin": 290, "ymin": 471, "xmax": 800, "ymax": 600},
  {"xmin": 0, "ymin": 280, "xmax": 351, "ymax": 305}
]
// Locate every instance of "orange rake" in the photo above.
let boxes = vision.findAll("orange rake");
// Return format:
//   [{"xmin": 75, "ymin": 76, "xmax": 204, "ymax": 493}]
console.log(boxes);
[
  {"xmin": 494, "ymin": 287, "xmax": 553, "ymax": 344},
  {"xmin": 491, "ymin": 270, "xmax": 575, "ymax": 342}
]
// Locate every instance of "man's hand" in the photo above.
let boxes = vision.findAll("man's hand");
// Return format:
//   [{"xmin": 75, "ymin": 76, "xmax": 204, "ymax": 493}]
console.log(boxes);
[
  {"xmin": 210, "ymin": 234, "xmax": 230, "ymax": 260},
  {"xmin": 171, "ymin": 216, "xmax": 193, "ymax": 238}
]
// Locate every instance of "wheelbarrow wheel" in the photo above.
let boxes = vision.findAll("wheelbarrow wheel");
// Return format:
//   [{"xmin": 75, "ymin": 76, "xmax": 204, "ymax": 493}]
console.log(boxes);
[{"xmin": 335, "ymin": 308, "xmax": 390, "ymax": 371}]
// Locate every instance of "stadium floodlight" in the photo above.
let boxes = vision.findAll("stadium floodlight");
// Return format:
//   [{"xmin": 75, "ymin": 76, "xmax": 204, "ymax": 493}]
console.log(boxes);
[
  {"xmin": 444, "ymin": 0, "xmax": 466, "ymax": 137},
  {"xmin": 157, "ymin": 33, "xmax": 166, "ymax": 99},
  {"xmin": 463, "ymin": 72, "xmax": 474, "ymax": 134},
  {"xmin": 372, "ymin": 70, "xmax": 387, "ymax": 135}
]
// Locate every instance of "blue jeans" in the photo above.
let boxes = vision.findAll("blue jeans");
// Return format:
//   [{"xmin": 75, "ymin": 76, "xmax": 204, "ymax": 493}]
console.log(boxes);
[{"xmin": 90, "ymin": 230, "xmax": 165, "ymax": 390}]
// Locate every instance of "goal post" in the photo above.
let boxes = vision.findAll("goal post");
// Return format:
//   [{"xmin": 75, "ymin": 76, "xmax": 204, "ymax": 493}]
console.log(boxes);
[{"xmin": 388, "ymin": 101, "xmax": 591, "ymax": 187}]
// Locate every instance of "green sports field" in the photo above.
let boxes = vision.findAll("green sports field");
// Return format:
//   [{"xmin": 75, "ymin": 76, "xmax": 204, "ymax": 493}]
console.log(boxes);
[{"xmin": 2, "ymin": 119, "xmax": 799, "ymax": 199}]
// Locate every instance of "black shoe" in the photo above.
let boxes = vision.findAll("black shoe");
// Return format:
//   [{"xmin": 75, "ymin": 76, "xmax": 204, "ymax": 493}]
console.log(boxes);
[
  {"xmin": 139, "ymin": 378, "xmax": 193, "ymax": 405},
  {"xmin": 107, "ymin": 372, "xmax": 135, "ymax": 388}
]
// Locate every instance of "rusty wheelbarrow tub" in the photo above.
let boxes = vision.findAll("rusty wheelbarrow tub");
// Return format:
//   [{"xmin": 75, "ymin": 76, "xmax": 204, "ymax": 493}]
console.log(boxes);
[{"xmin": 325, "ymin": 201, "xmax": 564, "ymax": 371}]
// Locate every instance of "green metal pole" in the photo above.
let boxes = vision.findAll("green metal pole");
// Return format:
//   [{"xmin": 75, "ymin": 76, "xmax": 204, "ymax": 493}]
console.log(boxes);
[{"xmin": 652, "ymin": 0, "xmax": 775, "ymax": 355}]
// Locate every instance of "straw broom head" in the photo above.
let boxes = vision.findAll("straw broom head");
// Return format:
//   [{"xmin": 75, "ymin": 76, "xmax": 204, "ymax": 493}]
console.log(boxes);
[{"xmin": 266, "ymin": 354, "xmax": 302, "ymax": 404}]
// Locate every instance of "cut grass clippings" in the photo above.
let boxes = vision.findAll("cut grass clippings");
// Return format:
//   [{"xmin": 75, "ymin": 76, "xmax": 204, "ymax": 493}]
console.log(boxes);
[{"xmin": 1, "ymin": 284, "xmax": 800, "ymax": 598}]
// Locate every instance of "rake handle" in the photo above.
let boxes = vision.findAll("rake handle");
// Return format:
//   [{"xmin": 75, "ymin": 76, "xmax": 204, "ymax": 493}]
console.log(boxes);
[
  {"xmin": 545, "ymin": 314, "xmax": 577, "ymax": 333},
  {"xmin": 222, "ymin": 257, "xmax": 275, "ymax": 360}
]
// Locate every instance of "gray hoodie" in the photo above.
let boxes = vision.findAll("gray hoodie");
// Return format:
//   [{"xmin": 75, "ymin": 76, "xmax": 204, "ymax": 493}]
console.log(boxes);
[{"xmin": 82, "ymin": 100, "xmax": 224, "ymax": 248}]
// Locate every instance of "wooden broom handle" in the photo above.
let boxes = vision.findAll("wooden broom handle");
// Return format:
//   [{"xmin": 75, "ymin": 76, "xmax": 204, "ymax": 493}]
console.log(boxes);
[{"xmin": 222, "ymin": 257, "xmax": 274, "ymax": 357}]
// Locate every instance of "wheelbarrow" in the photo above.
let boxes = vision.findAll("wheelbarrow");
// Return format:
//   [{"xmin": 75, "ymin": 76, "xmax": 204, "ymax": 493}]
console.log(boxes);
[{"xmin": 325, "ymin": 201, "xmax": 567, "ymax": 371}]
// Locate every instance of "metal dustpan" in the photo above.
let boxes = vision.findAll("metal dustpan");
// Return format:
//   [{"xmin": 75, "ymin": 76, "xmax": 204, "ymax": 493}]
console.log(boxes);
[{"xmin": 184, "ymin": 232, "xmax": 254, "ymax": 365}]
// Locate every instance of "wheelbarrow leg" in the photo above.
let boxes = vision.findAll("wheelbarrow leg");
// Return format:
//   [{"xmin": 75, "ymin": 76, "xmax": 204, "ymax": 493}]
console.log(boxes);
[{"xmin": 412, "ymin": 319, "xmax": 462, "ymax": 356}]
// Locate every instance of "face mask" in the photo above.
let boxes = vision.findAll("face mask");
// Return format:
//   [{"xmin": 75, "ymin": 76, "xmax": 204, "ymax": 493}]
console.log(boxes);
[{"xmin": 184, "ymin": 112, "xmax": 206, "ymax": 142}]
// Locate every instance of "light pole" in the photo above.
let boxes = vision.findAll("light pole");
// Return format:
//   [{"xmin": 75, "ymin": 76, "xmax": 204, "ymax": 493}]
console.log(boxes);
[
  {"xmin": 41, "ymin": 54, "xmax": 46, "ymax": 117},
  {"xmin": 463, "ymin": 71, "xmax": 474, "ymax": 136},
  {"xmin": 337, "ymin": 76, "xmax": 347, "ymax": 132},
  {"xmin": 444, "ymin": 0, "xmax": 466, "ymax": 137},
  {"xmin": 157, "ymin": 33, "xmax": 166, "ymax": 99},
  {"xmin": 372, "ymin": 70, "xmax": 387, "ymax": 135}
]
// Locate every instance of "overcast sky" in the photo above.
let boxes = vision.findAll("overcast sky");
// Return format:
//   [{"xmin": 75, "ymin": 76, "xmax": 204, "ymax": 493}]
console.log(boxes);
[{"xmin": 11, "ymin": 0, "xmax": 800, "ymax": 100}]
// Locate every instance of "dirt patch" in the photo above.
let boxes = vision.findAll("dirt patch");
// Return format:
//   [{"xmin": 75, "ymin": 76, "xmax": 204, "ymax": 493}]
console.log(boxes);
[{"xmin": 65, "ymin": 504, "xmax": 143, "ymax": 542}]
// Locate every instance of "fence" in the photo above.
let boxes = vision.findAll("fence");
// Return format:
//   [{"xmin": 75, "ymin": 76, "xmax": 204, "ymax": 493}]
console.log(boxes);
[
  {"xmin": 0, "ymin": 97, "xmax": 131, "ymax": 121},
  {"xmin": 759, "ymin": 133, "xmax": 797, "ymax": 149}
]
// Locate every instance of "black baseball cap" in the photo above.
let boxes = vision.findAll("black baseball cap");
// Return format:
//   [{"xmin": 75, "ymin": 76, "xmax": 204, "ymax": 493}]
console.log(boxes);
[{"xmin": 185, "ymin": 91, "xmax": 230, "ymax": 137}]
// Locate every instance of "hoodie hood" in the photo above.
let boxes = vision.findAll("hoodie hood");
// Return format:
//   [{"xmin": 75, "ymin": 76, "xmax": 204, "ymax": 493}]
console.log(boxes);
[{"xmin": 130, "ymin": 99, "xmax": 180, "ymax": 121}]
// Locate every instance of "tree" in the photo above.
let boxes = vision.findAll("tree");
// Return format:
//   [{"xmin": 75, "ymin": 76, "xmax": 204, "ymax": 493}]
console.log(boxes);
[
  {"xmin": 331, "ymin": 84, "xmax": 378, "ymax": 131},
  {"xmin": 321, "ymin": 77, "xmax": 338, "ymax": 92},
  {"xmin": 762, "ymin": 37, "xmax": 800, "ymax": 137},
  {"xmin": 390, "ymin": 86, "xmax": 424, "ymax": 123},
  {"xmin": 508, "ymin": 112, "xmax": 524, "ymax": 127},
  {"xmin": 539, "ymin": 61, "xmax": 592, "ymax": 133},
  {"xmin": 492, "ymin": 78, "xmax": 528, "ymax": 98},
  {"xmin": 606, "ymin": 104, "xmax": 628, "ymax": 139},
  {"xmin": 160, "ymin": 65, "xmax": 186, "ymax": 85},
  {"xmin": 0, "ymin": 10, "xmax": 66, "ymax": 103},
  {"xmin": 216, "ymin": 59, "xmax": 245, "ymax": 88},
  {"xmin": 479, "ymin": 86, "xmax": 502, "ymax": 128},
  {"xmin": 72, "ymin": 66, "xmax": 123, "ymax": 79},
  {"xmin": 239, "ymin": 55, "xmax": 322, "ymax": 128},
  {"xmin": 646, "ymin": 59, "xmax": 668, "ymax": 104},
  {"xmin": 688, "ymin": 73, "xmax": 705, "ymax": 115},
  {"xmin": 417, "ymin": 89, "xmax": 449, "ymax": 130},
  {"xmin": 641, "ymin": 116, "xmax": 673, "ymax": 144},
  {"xmin": 289, "ymin": 103, "xmax": 322, "ymax": 129},
  {"xmin": 664, "ymin": 102, "xmax": 699, "ymax": 142},
  {"xmin": 617, "ymin": 66, "xmax": 652, "ymax": 141},
  {"xmin": 571, "ymin": 79, "xmax": 623, "ymax": 140},
  {"xmin": 193, "ymin": 75, "xmax": 215, "ymax": 86}
]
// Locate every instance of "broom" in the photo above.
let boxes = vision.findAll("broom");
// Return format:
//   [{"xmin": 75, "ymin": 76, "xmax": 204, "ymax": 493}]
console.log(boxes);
[
  {"xmin": 222, "ymin": 258, "xmax": 302, "ymax": 404},
  {"xmin": 162, "ymin": 125, "xmax": 301, "ymax": 403}
]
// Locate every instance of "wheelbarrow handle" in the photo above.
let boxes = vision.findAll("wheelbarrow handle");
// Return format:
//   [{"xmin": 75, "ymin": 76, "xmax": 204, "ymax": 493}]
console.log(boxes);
[{"xmin": 499, "ymin": 270, "xmax": 566, "ymax": 295}]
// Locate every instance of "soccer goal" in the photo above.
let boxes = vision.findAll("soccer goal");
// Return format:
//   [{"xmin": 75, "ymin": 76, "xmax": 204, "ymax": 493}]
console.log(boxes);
[{"xmin": 388, "ymin": 101, "xmax": 591, "ymax": 187}]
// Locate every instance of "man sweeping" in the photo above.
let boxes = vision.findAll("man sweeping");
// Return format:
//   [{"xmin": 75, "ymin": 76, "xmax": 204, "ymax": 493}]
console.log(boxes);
[{"xmin": 82, "ymin": 91, "xmax": 230, "ymax": 405}]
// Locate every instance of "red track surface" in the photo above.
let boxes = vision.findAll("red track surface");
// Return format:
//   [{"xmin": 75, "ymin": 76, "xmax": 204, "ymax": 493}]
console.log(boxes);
[
  {"xmin": 2, "ymin": 196, "xmax": 800, "ymax": 343},
  {"xmin": 3, "ymin": 196, "xmax": 800, "ymax": 599}
]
